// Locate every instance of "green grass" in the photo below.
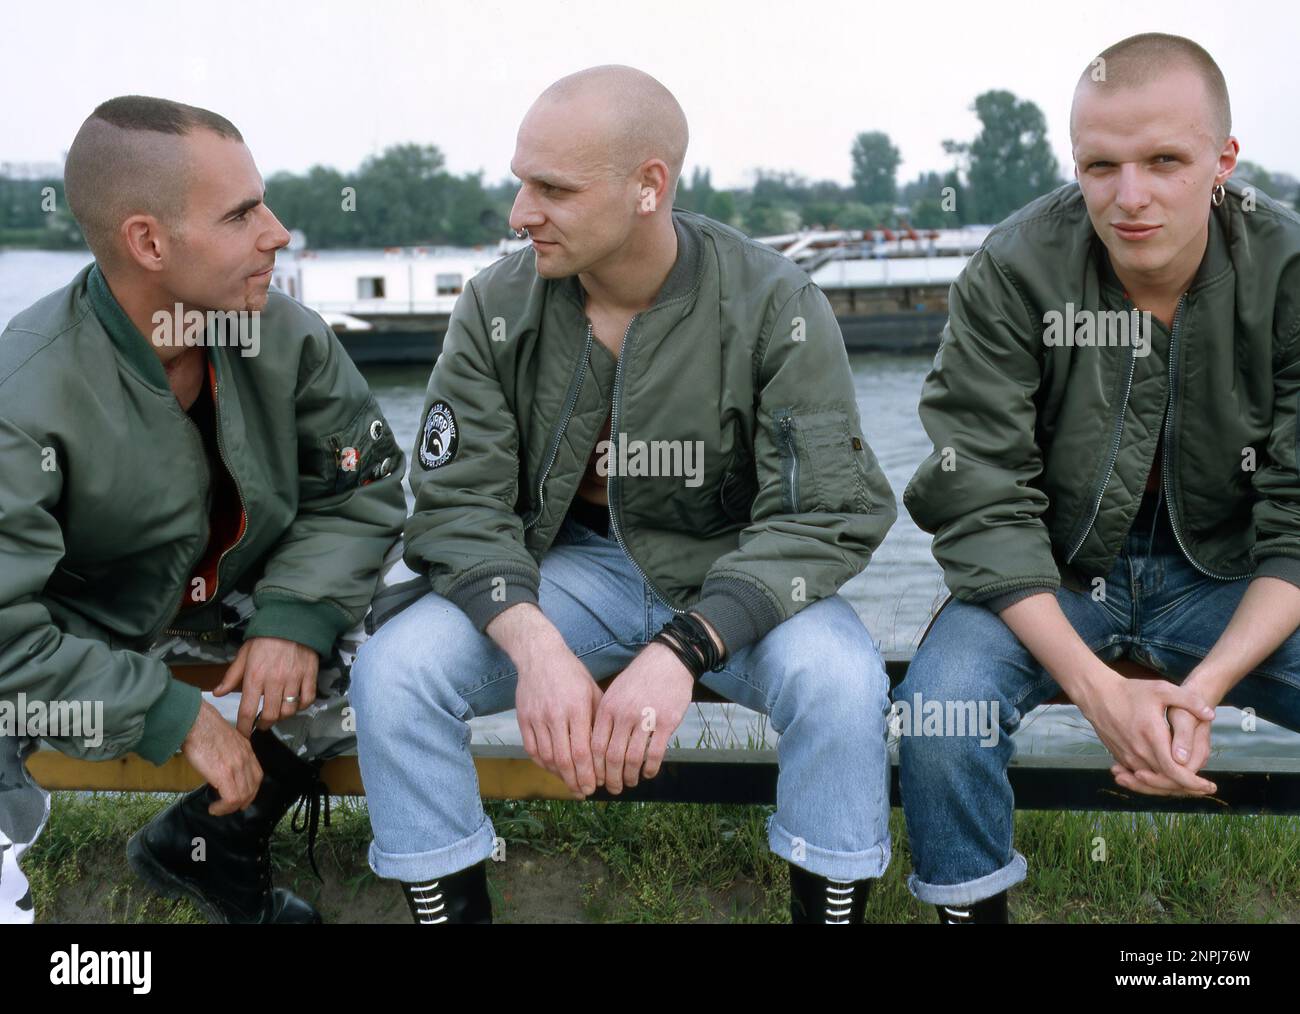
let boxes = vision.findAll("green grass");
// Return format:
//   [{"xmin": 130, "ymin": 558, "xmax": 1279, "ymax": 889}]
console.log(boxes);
[{"xmin": 22, "ymin": 791, "xmax": 1300, "ymax": 923}]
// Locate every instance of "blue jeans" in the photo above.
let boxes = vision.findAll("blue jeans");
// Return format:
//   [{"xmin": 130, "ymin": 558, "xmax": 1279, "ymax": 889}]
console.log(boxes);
[
  {"xmin": 350, "ymin": 511, "xmax": 893, "ymax": 884},
  {"xmin": 896, "ymin": 490, "xmax": 1300, "ymax": 906}
]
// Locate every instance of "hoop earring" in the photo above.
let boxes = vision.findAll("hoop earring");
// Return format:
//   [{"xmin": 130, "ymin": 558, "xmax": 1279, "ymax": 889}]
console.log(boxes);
[
  {"xmin": 513, "ymin": 227, "xmax": 530, "ymax": 239},
  {"xmin": 1211, "ymin": 183, "xmax": 1226, "ymax": 207}
]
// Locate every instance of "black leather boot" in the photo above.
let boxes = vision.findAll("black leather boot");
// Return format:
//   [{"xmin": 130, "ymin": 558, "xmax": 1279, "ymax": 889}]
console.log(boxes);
[
  {"xmin": 127, "ymin": 728, "xmax": 328, "ymax": 924},
  {"xmin": 788, "ymin": 862, "xmax": 872, "ymax": 924},
  {"xmin": 936, "ymin": 891, "xmax": 1009, "ymax": 924},
  {"xmin": 400, "ymin": 861, "xmax": 493, "ymax": 924}
]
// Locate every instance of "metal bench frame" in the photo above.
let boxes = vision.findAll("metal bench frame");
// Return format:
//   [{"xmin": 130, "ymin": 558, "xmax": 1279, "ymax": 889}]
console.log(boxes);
[{"xmin": 28, "ymin": 655, "xmax": 1300, "ymax": 814}]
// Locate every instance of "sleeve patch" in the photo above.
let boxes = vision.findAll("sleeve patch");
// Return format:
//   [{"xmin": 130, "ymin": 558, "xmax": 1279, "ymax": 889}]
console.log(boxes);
[{"xmin": 419, "ymin": 401, "xmax": 460, "ymax": 470}]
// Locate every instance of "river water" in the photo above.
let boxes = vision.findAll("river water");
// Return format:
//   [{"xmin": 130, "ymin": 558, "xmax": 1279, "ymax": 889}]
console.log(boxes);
[{"xmin": 3, "ymin": 249, "xmax": 1296, "ymax": 759}]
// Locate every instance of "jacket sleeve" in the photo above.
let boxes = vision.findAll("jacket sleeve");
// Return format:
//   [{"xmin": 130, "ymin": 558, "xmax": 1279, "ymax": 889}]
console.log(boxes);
[
  {"xmin": 902, "ymin": 246, "xmax": 1060, "ymax": 609},
  {"xmin": 1250, "ymin": 306, "xmax": 1300, "ymax": 586},
  {"xmin": 242, "ymin": 324, "xmax": 408, "ymax": 656},
  {"xmin": 690, "ymin": 281, "xmax": 897, "ymax": 654},
  {"xmin": 402, "ymin": 280, "xmax": 541, "ymax": 633},
  {"xmin": 0, "ymin": 417, "xmax": 200, "ymax": 764}
]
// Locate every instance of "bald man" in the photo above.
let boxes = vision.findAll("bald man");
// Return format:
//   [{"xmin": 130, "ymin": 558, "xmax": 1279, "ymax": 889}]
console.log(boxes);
[
  {"xmin": 0, "ymin": 96, "xmax": 407, "ymax": 923},
  {"xmin": 350, "ymin": 66, "xmax": 898, "ymax": 924},
  {"xmin": 900, "ymin": 33, "xmax": 1300, "ymax": 922}
]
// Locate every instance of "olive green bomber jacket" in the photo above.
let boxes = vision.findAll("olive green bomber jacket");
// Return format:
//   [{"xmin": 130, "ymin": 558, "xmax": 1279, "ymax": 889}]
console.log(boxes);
[
  {"xmin": 0, "ymin": 264, "xmax": 406, "ymax": 763},
  {"xmin": 403, "ymin": 209, "xmax": 897, "ymax": 653},
  {"xmin": 905, "ymin": 180, "xmax": 1300, "ymax": 609}
]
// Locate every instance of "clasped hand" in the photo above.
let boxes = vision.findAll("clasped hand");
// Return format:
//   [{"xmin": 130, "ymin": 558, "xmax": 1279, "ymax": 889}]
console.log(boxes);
[
  {"xmin": 515, "ymin": 641, "xmax": 694, "ymax": 797},
  {"xmin": 1083, "ymin": 671, "xmax": 1218, "ymax": 797}
]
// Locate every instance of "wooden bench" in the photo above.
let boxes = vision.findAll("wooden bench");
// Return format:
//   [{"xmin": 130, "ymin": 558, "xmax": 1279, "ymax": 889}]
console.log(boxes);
[{"xmin": 27, "ymin": 656, "xmax": 1300, "ymax": 815}]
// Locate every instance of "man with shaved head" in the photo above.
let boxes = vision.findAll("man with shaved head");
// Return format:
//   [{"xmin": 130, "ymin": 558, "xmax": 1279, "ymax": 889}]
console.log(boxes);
[
  {"xmin": 0, "ymin": 96, "xmax": 407, "ymax": 923},
  {"xmin": 351, "ymin": 65, "xmax": 898, "ymax": 924},
  {"xmin": 900, "ymin": 33, "xmax": 1300, "ymax": 922}
]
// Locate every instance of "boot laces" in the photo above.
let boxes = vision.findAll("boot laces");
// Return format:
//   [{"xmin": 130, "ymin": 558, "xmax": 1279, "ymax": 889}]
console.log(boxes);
[
  {"xmin": 405, "ymin": 879, "xmax": 449, "ymax": 924},
  {"xmin": 825, "ymin": 879, "xmax": 855, "ymax": 924},
  {"xmin": 290, "ymin": 774, "xmax": 331, "ymax": 882}
]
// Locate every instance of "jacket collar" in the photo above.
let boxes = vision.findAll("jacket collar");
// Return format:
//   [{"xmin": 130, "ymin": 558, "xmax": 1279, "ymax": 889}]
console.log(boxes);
[
  {"xmin": 86, "ymin": 263, "xmax": 171, "ymax": 390},
  {"xmin": 658, "ymin": 210, "xmax": 703, "ymax": 303},
  {"xmin": 558, "ymin": 208, "xmax": 703, "ymax": 311}
]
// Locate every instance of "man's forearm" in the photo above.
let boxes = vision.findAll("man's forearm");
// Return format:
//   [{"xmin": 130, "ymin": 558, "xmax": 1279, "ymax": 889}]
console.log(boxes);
[
  {"xmin": 1190, "ymin": 575, "xmax": 1300, "ymax": 704},
  {"xmin": 998, "ymin": 592, "xmax": 1117, "ymax": 707},
  {"xmin": 485, "ymin": 602, "xmax": 567, "ymax": 671}
]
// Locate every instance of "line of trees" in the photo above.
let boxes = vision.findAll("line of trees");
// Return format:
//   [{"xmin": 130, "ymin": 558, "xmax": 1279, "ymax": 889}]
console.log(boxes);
[
  {"xmin": 679, "ymin": 89, "xmax": 1297, "ymax": 234},
  {"xmin": 0, "ymin": 176, "xmax": 83, "ymax": 248},
  {"xmin": 4, "ymin": 88, "xmax": 1298, "ymax": 250}
]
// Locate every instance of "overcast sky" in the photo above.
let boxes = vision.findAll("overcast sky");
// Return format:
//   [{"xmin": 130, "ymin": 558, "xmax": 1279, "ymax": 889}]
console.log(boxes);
[{"xmin": 4, "ymin": 0, "xmax": 1297, "ymax": 189}]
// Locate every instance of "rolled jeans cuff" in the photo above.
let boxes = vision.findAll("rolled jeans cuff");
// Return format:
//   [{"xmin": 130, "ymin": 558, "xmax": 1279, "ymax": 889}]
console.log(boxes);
[
  {"xmin": 906, "ymin": 850, "xmax": 1027, "ymax": 906},
  {"xmin": 367, "ymin": 814, "xmax": 497, "ymax": 883},
  {"xmin": 767, "ymin": 814, "xmax": 891, "ymax": 882}
]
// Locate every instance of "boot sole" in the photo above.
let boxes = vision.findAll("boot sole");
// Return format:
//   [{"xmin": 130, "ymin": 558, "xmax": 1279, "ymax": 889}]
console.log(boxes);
[{"xmin": 126, "ymin": 828, "xmax": 236, "ymax": 925}]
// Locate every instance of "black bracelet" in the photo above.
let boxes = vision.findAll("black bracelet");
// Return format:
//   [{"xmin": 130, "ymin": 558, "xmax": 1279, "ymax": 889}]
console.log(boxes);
[
  {"xmin": 677, "ymin": 613, "xmax": 725, "ymax": 672},
  {"xmin": 654, "ymin": 625, "xmax": 704, "ymax": 679},
  {"xmin": 651, "ymin": 612, "xmax": 726, "ymax": 680}
]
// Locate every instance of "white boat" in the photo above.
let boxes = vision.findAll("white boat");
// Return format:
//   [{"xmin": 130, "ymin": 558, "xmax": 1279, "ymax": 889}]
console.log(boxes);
[
  {"xmin": 270, "ymin": 239, "xmax": 527, "ymax": 330},
  {"xmin": 273, "ymin": 225, "xmax": 981, "ymax": 363}
]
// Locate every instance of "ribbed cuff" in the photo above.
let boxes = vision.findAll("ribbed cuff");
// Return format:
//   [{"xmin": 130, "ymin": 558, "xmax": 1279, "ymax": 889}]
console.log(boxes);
[
  {"xmin": 134, "ymin": 678, "xmax": 203, "ymax": 765},
  {"xmin": 691, "ymin": 577, "xmax": 785, "ymax": 656},
  {"xmin": 1252, "ymin": 555, "xmax": 1300, "ymax": 591},
  {"xmin": 981, "ymin": 585, "xmax": 1058, "ymax": 614},
  {"xmin": 245, "ymin": 598, "xmax": 344, "ymax": 657},
  {"xmin": 445, "ymin": 567, "xmax": 541, "ymax": 633}
]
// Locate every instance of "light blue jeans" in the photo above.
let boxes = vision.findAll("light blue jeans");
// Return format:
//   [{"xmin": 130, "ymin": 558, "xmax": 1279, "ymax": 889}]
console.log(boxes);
[
  {"xmin": 897, "ymin": 489, "xmax": 1300, "ymax": 906},
  {"xmin": 350, "ymin": 511, "xmax": 893, "ymax": 884}
]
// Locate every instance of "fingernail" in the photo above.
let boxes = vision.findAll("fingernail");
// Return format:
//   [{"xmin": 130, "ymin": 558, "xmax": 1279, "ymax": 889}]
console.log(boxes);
[{"xmin": 1176, "ymin": 747, "xmax": 1189, "ymax": 761}]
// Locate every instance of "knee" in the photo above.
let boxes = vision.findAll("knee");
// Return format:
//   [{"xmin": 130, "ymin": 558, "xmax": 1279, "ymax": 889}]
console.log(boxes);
[
  {"xmin": 771, "ymin": 597, "xmax": 890, "ymax": 719},
  {"xmin": 895, "ymin": 599, "xmax": 1011, "ymax": 704},
  {"xmin": 350, "ymin": 594, "xmax": 467, "ymax": 722}
]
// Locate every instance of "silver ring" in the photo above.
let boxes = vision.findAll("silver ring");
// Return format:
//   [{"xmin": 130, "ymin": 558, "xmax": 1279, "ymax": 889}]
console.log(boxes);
[
  {"xmin": 513, "ymin": 227, "xmax": 529, "ymax": 239},
  {"xmin": 284, "ymin": 695, "xmax": 298, "ymax": 704}
]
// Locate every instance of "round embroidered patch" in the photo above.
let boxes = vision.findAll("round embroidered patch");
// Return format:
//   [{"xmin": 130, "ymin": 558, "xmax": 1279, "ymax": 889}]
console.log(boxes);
[{"xmin": 419, "ymin": 401, "xmax": 459, "ymax": 470}]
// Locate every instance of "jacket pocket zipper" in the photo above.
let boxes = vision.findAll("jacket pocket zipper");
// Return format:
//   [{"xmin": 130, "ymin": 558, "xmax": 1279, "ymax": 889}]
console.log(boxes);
[{"xmin": 778, "ymin": 414, "xmax": 800, "ymax": 514}]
